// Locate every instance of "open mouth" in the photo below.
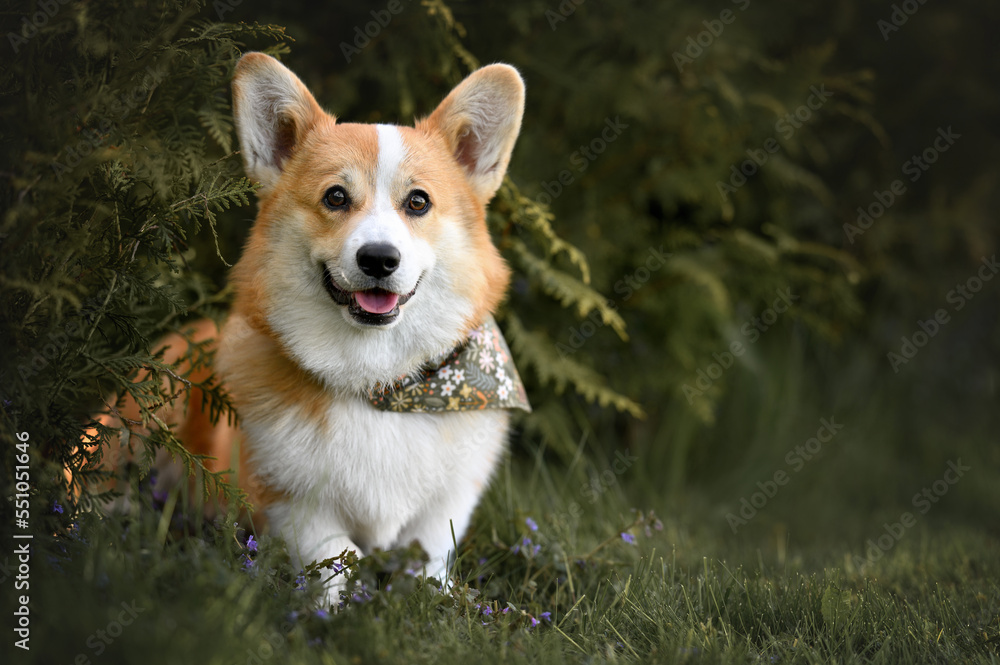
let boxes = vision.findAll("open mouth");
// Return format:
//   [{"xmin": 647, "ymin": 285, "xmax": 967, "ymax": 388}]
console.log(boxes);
[{"xmin": 322, "ymin": 266, "xmax": 418, "ymax": 326}]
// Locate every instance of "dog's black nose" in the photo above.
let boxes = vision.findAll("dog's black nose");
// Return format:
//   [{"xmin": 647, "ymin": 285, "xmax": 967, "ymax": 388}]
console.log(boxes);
[{"xmin": 357, "ymin": 243, "xmax": 400, "ymax": 278}]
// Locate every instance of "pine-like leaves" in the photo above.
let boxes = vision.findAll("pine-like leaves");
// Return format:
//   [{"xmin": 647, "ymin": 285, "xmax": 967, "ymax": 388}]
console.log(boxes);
[{"xmin": 0, "ymin": 0, "xmax": 285, "ymax": 519}]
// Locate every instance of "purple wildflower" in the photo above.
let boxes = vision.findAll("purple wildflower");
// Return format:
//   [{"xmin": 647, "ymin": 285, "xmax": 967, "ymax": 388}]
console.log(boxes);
[
  {"xmin": 620, "ymin": 532, "xmax": 636, "ymax": 545},
  {"xmin": 246, "ymin": 535, "xmax": 258, "ymax": 552},
  {"xmin": 351, "ymin": 582, "xmax": 372, "ymax": 604},
  {"xmin": 295, "ymin": 574, "xmax": 307, "ymax": 591},
  {"xmin": 517, "ymin": 536, "xmax": 540, "ymax": 556},
  {"xmin": 529, "ymin": 616, "xmax": 539, "ymax": 628},
  {"xmin": 242, "ymin": 555, "xmax": 255, "ymax": 570},
  {"xmin": 314, "ymin": 609, "xmax": 329, "ymax": 619},
  {"xmin": 52, "ymin": 501, "xmax": 64, "ymax": 514},
  {"xmin": 525, "ymin": 517, "xmax": 538, "ymax": 531},
  {"xmin": 482, "ymin": 605, "xmax": 492, "ymax": 616},
  {"xmin": 540, "ymin": 611, "xmax": 551, "ymax": 622}
]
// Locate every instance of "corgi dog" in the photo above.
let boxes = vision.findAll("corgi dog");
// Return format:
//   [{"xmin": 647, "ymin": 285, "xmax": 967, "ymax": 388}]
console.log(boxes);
[{"xmin": 85, "ymin": 53, "xmax": 529, "ymax": 605}]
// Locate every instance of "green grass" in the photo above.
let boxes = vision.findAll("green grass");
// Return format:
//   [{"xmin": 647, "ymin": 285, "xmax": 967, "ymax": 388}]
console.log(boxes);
[
  {"xmin": 17, "ymin": 333, "xmax": 1000, "ymax": 664},
  {"xmin": 19, "ymin": 443, "xmax": 1000, "ymax": 665}
]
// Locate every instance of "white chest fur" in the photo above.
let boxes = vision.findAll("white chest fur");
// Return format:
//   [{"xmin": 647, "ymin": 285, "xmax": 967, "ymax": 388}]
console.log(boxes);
[{"xmin": 242, "ymin": 394, "xmax": 509, "ymax": 557}]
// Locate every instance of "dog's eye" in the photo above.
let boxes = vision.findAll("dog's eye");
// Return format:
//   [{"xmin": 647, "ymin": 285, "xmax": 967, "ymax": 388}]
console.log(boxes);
[
  {"xmin": 406, "ymin": 190, "xmax": 430, "ymax": 215},
  {"xmin": 323, "ymin": 186, "xmax": 348, "ymax": 209}
]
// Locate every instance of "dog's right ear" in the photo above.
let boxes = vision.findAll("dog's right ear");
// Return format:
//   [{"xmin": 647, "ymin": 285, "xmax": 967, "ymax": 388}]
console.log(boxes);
[{"xmin": 232, "ymin": 53, "xmax": 327, "ymax": 195}]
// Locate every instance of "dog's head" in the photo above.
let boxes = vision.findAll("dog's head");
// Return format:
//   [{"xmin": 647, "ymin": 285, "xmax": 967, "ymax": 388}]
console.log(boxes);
[{"xmin": 229, "ymin": 53, "xmax": 524, "ymax": 392}]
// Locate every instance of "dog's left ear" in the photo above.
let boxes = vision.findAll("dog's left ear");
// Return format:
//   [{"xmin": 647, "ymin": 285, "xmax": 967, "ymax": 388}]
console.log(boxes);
[{"xmin": 424, "ymin": 64, "xmax": 525, "ymax": 202}]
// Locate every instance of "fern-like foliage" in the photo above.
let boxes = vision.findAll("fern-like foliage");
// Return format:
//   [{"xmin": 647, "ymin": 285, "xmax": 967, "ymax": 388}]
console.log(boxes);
[
  {"xmin": 502, "ymin": 313, "xmax": 643, "ymax": 419},
  {"xmin": 416, "ymin": 2, "xmax": 647, "ymax": 451},
  {"xmin": 507, "ymin": 238, "xmax": 627, "ymax": 340},
  {"xmin": 0, "ymin": 0, "xmax": 287, "ymax": 520},
  {"xmin": 0, "ymin": 0, "xmax": 884, "ymax": 510}
]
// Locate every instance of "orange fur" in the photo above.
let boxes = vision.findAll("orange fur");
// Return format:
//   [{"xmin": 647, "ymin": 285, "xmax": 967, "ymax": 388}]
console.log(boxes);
[{"xmin": 79, "ymin": 55, "xmax": 525, "ymax": 571}]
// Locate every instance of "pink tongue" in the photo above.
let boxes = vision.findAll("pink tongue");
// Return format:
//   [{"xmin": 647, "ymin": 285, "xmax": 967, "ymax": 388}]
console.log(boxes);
[{"xmin": 355, "ymin": 290, "xmax": 399, "ymax": 314}]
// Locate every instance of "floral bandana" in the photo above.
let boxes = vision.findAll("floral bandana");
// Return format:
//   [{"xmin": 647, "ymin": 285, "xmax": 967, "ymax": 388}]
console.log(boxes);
[{"xmin": 368, "ymin": 316, "xmax": 531, "ymax": 413}]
